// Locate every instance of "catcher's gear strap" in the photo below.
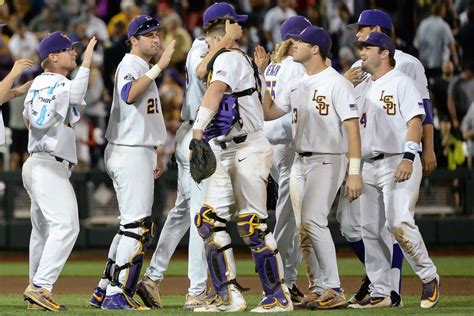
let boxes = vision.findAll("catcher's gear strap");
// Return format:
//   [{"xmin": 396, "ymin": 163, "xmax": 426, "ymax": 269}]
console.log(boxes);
[
  {"xmin": 117, "ymin": 217, "xmax": 155, "ymax": 250},
  {"xmin": 206, "ymin": 48, "xmax": 262, "ymax": 103},
  {"xmin": 101, "ymin": 258, "xmax": 115, "ymax": 281}
]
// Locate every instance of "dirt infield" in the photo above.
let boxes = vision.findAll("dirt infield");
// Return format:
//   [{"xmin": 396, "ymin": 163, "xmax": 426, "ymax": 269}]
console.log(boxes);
[{"xmin": 3, "ymin": 276, "xmax": 473, "ymax": 296}]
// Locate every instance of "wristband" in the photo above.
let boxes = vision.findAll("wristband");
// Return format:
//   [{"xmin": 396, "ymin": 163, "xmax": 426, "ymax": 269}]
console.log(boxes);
[
  {"xmin": 402, "ymin": 152, "xmax": 416, "ymax": 161},
  {"xmin": 193, "ymin": 106, "xmax": 216, "ymax": 131},
  {"xmin": 404, "ymin": 141, "xmax": 420, "ymax": 155},
  {"xmin": 145, "ymin": 64, "xmax": 162, "ymax": 80},
  {"xmin": 348, "ymin": 157, "xmax": 361, "ymax": 175}
]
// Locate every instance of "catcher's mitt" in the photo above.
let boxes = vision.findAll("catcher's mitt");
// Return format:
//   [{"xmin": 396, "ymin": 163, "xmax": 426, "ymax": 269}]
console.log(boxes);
[{"xmin": 189, "ymin": 138, "xmax": 217, "ymax": 183}]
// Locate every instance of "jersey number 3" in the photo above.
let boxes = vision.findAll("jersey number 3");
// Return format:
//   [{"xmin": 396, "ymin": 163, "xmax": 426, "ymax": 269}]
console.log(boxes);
[{"xmin": 147, "ymin": 98, "xmax": 159, "ymax": 114}]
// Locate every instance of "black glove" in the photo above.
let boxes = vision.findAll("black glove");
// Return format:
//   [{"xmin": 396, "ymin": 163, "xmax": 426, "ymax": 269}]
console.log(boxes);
[{"xmin": 189, "ymin": 138, "xmax": 217, "ymax": 183}]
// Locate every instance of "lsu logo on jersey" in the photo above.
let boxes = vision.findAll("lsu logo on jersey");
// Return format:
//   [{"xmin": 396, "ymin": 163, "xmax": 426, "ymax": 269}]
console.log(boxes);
[
  {"xmin": 312, "ymin": 90, "xmax": 330, "ymax": 116},
  {"xmin": 379, "ymin": 90, "xmax": 396, "ymax": 115}
]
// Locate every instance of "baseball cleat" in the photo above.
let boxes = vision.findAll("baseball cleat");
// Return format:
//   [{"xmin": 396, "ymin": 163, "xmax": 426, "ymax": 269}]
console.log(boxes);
[
  {"xmin": 306, "ymin": 288, "xmax": 347, "ymax": 309},
  {"xmin": 89, "ymin": 286, "xmax": 106, "ymax": 308},
  {"xmin": 26, "ymin": 297, "xmax": 66, "ymax": 311},
  {"xmin": 288, "ymin": 284, "xmax": 305, "ymax": 304},
  {"xmin": 348, "ymin": 296, "xmax": 391, "ymax": 309},
  {"xmin": 101, "ymin": 293, "xmax": 149, "ymax": 310},
  {"xmin": 299, "ymin": 291, "xmax": 320, "ymax": 308},
  {"xmin": 23, "ymin": 284, "xmax": 63, "ymax": 312},
  {"xmin": 136, "ymin": 275, "xmax": 162, "ymax": 308},
  {"xmin": 194, "ymin": 285, "xmax": 246, "ymax": 312},
  {"xmin": 390, "ymin": 290, "xmax": 404, "ymax": 307},
  {"xmin": 348, "ymin": 275, "xmax": 370, "ymax": 304},
  {"xmin": 183, "ymin": 289, "xmax": 215, "ymax": 310},
  {"xmin": 250, "ymin": 288, "xmax": 293, "ymax": 313},
  {"xmin": 420, "ymin": 275, "xmax": 440, "ymax": 308}
]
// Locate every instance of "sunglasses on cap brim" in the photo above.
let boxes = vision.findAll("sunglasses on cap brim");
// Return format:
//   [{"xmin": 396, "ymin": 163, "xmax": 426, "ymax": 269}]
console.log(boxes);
[{"xmin": 134, "ymin": 19, "xmax": 160, "ymax": 37}]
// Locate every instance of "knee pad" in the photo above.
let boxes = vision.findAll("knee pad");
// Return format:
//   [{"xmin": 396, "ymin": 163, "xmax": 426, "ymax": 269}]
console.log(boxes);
[
  {"xmin": 119, "ymin": 216, "xmax": 155, "ymax": 251},
  {"xmin": 236, "ymin": 213, "xmax": 268, "ymax": 249},
  {"xmin": 195, "ymin": 205, "xmax": 227, "ymax": 240}
]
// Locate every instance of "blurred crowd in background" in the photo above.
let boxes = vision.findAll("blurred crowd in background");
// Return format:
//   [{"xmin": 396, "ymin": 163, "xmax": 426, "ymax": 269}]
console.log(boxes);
[{"xmin": 0, "ymin": 0, "xmax": 473, "ymax": 173}]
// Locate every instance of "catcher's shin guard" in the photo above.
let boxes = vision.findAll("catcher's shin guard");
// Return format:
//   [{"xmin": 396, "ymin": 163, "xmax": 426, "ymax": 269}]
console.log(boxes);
[
  {"xmin": 237, "ymin": 213, "xmax": 290, "ymax": 308},
  {"xmin": 112, "ymin": 217, "xmax": 155, "ymax": 296},
  {"xmin": 195, "ymin": 206, "xmax": 239, "ymax": 304}
]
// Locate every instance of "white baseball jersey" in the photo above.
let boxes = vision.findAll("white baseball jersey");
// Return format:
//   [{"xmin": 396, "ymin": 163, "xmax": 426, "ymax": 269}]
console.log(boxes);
[
  {"xmin": 279, "ymin": 67, "xmax": 359, "ymax": 154},
  {"xmin": 263, "ymin": 56, "xmax": 305, "ymax": 144},
  {"xmin": 106, "ymin": 53, "xmax": 166, "ymax": 146},
  {"xmin": 23, "ymin": 69, "xmax": 90, "ymax": 163},
  {"xmin": 352, "ymin": 49, "xmax": 430, "ymax": 100},
  {"xmin": 182, "ymin": 37, "xmax": 208, "ymax": 121},
  {"xmin": 210, "ymin": 50, "xmax": 264, "ymax": 136},
  {"xmin": 361, "ymin": 69, "xmax": 426, "ymax": 159}
]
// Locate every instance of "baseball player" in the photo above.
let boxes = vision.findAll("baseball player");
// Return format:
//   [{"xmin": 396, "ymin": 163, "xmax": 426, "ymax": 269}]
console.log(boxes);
[
  {"xmin": 190, "ymin": 2, "xmax": 292, "ymax": 313},
  {"xmin": 338, "ymin": 9, "xmax": 437, "ymax": 306},
  {"xmin": 258, "ymin": 16, "xmax": 324, "ymax": 306},
  {"xmin": 347, "ymin": 32, "xmax": 439, "ymax": 309},
  {"xmin": 261, "ymin": 26, "xmax": 362, "ymax": 309},
  {"xmin": 135, "ymin": 21, "xmax": 243, "ymax": 310},
  {"xmin": 21, "ymin": 32, "xmax": 97, "ymax": 312},
  {"xmin": 88, "ymin": 16, "xmax": 175, "ymax": 310}
]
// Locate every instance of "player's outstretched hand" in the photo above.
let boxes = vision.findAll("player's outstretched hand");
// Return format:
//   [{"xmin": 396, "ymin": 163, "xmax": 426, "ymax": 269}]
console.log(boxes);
[
  {"xmin": 254, "ymin": 45, "xmax": 269, "ymax": 73},
  {"xmin": 422, "ymin": 149, "xmax": 437, "ymax": 175},
  {"xmin": 82, "ymin": 36, "xmax": 97, "ymax": 68},
  {"xmin": 394, "ymin": 159, "xmax": 413, "ymax": 182},
  {"xmin": 158, "ymin": 40, "xmax": 176, "ymax": 70},
  {"xmin": 9, "ymin": 59, "xmax": 34, "ymax": 79},
  {"xmin": 15, "ymin": 80, "xmax": 33, "ymax": 96},
  {"xmin": 224, "ymin": 19, "xmax": 243, "ymax": 41},
  {"xmin": 344, "ymin": 67, "xmax": 365, "ymax": 85},
  {"xmin": 345, "ymin": 174, "xmax": 362, "ymax": 202}
]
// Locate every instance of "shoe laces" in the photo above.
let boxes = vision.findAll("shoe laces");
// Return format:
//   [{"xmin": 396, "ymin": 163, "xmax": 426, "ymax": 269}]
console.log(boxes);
[
  {"xmin": 39, "ymin": 289, "xmax": 57, "ymax": 304},
  {"xmin": 319, "ymin": 289, "xmax": 337, "ymax": 300}
]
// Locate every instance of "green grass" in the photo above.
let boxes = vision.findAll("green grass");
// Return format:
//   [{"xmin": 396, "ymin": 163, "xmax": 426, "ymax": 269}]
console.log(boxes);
[
  {"xmin": 1, "ymin": 256, "xmax": 473, "ymax": 277},
  {"xmin": 0, "ymin": 295, "xmax": 473, "ymax": 315}
]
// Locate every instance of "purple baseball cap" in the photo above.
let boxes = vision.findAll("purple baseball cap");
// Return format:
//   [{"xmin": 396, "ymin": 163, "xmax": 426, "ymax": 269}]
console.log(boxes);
[
  {"xmin": 203, "ymin": 2, "xmax": 248, "ymax": 28},
  {"xmin": 289, "ymin": 26, "xmax": 332, "ymax": 56},
  {"xmin": 39, "ymin": 32, "xmax": 79, "ymax": 61},
  {"xmin": 280, "ymin": 16, "xmax": 312, "ymax": 41},
  {"xmin": 355, "ymin": 31, "xmax": 395, "ymax": 56},
  {"xmin": 348, "ymin": 9, "xmax": 393, "ymax": 31},
  {"xmin": 127, "ymin": 15, "xmax": 160, "ymax": 39}
]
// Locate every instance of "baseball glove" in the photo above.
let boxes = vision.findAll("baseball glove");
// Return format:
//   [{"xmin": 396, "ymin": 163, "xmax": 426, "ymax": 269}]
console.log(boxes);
[{"xmin": 189, "ymin": 138, "xmax": 217, "ymax": 183}]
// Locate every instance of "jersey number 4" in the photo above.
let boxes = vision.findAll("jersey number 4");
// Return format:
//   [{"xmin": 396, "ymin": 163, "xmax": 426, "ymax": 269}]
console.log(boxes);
[
  {"xmin": 360, "ymin": 112, "xmax": 367, "ymax": 128},
  {"xmin": 147, "ymin": 98, "xmax": 159, "ymax": 114}
]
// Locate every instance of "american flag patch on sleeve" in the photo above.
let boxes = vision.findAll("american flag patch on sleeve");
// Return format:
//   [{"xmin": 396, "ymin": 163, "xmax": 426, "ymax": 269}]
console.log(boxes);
[
  {"xmin": 216, "ymin": 70, "xmax": 227, "ymax": 76},
  {"xmin": 349, "ymin": 103, "xmax": 358, "ymax": 110}
]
